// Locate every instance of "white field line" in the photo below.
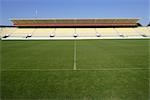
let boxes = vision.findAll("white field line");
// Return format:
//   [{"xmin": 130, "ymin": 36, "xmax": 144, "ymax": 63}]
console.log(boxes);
[
  {"xmin": 73, "ymin": 40, "xmax": 77, "ymax": 70},
  {"xmin": 1, "ymin": 68, "xmax": 150, "ymax": 71}
]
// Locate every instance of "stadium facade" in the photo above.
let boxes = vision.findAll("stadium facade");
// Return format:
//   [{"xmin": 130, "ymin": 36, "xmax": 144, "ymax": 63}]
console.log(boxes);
[{"xmin": 0, "ymin": 18, "xmax": 150, "ymax": 40}]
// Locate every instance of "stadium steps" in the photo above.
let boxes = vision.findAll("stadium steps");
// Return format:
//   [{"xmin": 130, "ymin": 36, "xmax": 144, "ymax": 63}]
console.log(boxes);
[
  {"xmin": 32, "ymin": 28, "xmax": 55, "ymax": 37},
  {"xmin": 115, "ymin": 28, "xmax": 141, "ymax": 37},
  {"xmin": 55, "ymin": 28, "xmax": 75, "ymax": 37},
  {"xmin": 1, "ymin": 27, "xmax": 17, "ymax": 38},
  {"xmin": 76, "ymin": 28, "xmax": 96, "ymax": 37},
  {"xmin": 134, "ymin": 27, "xmax": 150, "ymax": 37},
  {"xmin": 1, "ymin": 27, "xmax": 150, "ymax": 39},
  {"xmin": 96, "ymin": 28, "xmax": 119, "ymax": 37}
]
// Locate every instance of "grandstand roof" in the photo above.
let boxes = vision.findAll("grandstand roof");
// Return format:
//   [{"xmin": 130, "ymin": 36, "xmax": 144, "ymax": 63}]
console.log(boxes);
[{"xmin": 11, "ymin": 18, "xmax": 139, "ymax": 27}]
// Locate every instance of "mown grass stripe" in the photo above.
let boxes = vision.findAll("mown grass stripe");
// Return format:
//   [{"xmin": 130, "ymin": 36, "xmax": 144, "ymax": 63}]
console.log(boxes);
[{"xmin": 1, "ymin": 68, "xmax": 149, "ymax": 71}]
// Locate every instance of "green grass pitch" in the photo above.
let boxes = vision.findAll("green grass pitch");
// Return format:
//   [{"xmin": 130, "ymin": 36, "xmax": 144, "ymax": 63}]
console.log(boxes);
[{"xmin": 1, "ymin": 39, "xmax": 150, "ymax": 100}]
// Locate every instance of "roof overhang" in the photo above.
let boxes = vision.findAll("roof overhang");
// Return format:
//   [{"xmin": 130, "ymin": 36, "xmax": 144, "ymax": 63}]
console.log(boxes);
[{"xmin": 11, "ymin": 18, "xmax": 139, "ymax": 27}]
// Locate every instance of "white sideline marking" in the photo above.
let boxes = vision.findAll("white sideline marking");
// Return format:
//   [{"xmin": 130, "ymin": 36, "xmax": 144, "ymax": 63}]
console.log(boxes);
[
  {"xmin": 1, "ymin": 68, "xmax": 150, "ymax": 71},
  {"xmin": 73, "ymin": 40, "xmax": 77, "ymax": 70}
]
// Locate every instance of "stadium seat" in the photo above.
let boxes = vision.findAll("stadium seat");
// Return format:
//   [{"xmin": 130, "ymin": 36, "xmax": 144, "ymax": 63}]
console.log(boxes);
[
  {"xmin": 96, "ymin": 28, "xmax": 118, "ymax": 37},
  {"xmin": 11, "ymin": 28, "xmax": 34, "ymax": 37},
  {"xmin": 1, "ymin": 27, "xmax": 150, "ymax": 39},
  {"xmin": 134, "ymin": 27, "xmax": 150, "ymax": 36},
  {"xmin": 76, "ymin": 28, "xmax": 96, "ymax": 37},
  {"xmin": 115, "ymin": 28, "xmax": 140, "ymax": 37},
  {"xmin": 55, "ymin": 28, "xmax": 75, "ymax": 37},
  {"xmin": 32, "ymin": 28, "xmax": 55, "ymax": 37},
  {"xmin": 1, "ymin": 27, "xmax": 16, "ymax": 38}
]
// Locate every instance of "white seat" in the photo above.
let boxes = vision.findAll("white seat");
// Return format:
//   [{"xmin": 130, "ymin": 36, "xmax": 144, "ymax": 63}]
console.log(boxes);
[
  {"xmin": 11, "ymin": 28, "xmax": 34, "ymax": 37},
  {"xmin": 32, "ymin": 28, "xmax": 55, "ymax": 37},
  {"xmin": 76, "ymin": 28, "xmax": 96, "ymax": 37},
  {"xmin": 115, "ymin": 28, "xmax": 140, "ymax": 36},
  {"xmin": 1, "ymin": 27, "xmax": 17, "ymax": 37},
  {"xmin": 55, "ymin": 28, "xmax": 75, "ymax": 37},
  {"xmin": 135, "ymin": 27, "xmax": 150, "ymax": 36},
  {"xmin": 96, "ymin": 28, "xmax": 118, "ymax": 37}
]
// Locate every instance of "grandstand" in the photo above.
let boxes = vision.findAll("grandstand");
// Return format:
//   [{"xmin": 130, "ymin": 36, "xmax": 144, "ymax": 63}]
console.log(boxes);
[
  {"xmin": 1, "ymin": 18, "xmax": 150, "ymax": 100},
  {"xmin": 1, "ymin": 18, "xmax": 150, "ymax": 39}
]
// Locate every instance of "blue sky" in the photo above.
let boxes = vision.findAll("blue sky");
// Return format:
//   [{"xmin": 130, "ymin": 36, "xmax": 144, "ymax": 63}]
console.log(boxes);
[{"xmin": 0, "ymin": 0, "xmax": 149, "ymax": 26}]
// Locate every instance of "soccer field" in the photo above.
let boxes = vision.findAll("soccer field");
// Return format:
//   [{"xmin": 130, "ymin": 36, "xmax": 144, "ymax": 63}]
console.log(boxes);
[{"xmin": 1, "ymin": 39, "xmax": 150, "ymax": 100}]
